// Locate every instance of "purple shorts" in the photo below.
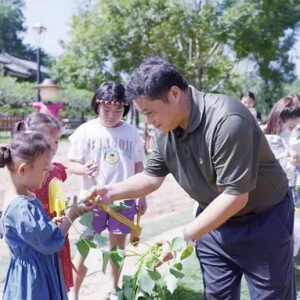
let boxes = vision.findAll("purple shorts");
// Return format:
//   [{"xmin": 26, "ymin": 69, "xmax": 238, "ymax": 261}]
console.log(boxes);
[{"xmin": 92, "ymin": 200, "xmax": 137, "ymax": 235}]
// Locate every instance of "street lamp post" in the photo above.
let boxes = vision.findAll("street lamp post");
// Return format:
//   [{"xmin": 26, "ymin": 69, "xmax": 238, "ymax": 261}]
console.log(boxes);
[
  {"xmin": 32, "ymin": 78, "xmax": 65, "ymax": 103},
  {"xmin": 31, "ymin": 78, "xmax": 66, "ymax": 119},
  {"xmin": 32, "ymin": 22, "xmax": 47, "ymax": 102}
]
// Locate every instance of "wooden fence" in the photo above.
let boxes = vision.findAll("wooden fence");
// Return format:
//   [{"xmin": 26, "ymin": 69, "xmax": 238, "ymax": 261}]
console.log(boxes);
[{"xmin": 0, "ymin": 116, "xmax": 23, "ymax": 135}]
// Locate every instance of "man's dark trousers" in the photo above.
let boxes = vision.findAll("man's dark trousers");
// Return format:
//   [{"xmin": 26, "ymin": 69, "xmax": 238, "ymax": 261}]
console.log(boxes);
[{"xmin": 195, "ymin": 193, "xmax": 296, "ymax": 300}]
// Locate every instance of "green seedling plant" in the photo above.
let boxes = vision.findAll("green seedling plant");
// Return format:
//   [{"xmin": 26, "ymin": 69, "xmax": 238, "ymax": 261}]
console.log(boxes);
[
  {"xmin": 65, "ymin": 164, "xmax": 194, "ymax": 299},
  {"xmin": 65, "ymin": 200, "xmax": 129, "ymax": 271},
  {"xmin": 66, "ymin": 199, "xmax": 194, "ymax": 299},
  {"xmin": 109, "ymin": 237, "xmax": 194, "ymax": 300}
]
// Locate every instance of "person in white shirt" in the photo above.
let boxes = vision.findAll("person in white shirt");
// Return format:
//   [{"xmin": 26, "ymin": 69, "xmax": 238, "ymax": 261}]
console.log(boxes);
[{"xmin": 67, "ymin": 81, "xmax": 147, "ymax": 300}]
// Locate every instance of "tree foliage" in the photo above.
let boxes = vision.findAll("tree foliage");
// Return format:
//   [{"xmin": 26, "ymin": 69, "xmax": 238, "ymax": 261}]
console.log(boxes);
[
  {"xmin": 58, "ymin": 86, "xmax": 93, "ymax": 117},
  {"xmin": 52, "ymin": 0, "xmax": 300, "ymax": 107},
  {"xmin": 0, "ymin": 0, "xmax": 51, "ymax": 65}
]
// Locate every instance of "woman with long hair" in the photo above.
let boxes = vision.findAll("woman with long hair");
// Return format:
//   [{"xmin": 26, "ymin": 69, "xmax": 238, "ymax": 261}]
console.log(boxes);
[{"xmin": 262, "ymin": 94, "xmax": 300, "ymax": 192}]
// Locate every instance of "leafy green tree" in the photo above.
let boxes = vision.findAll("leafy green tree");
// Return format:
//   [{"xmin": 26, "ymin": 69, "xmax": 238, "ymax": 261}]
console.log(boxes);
[
  {"xmin": 58, "ymin": 86, "xmax": 93, "ymax": 118},
  {"xmin": 284, "ymin": 78, "xmax": 300, "ymax": 96},
  {"xmin": 0, "ymin": 0, "xmax": 51, "ymax": 65},
  {"xmin": 52, "ymin": 0, "xmax": 300, "ymax": 105},
  {"xmin": 0, "ymin": 76, "xmax": 35, "ymax": 115}
]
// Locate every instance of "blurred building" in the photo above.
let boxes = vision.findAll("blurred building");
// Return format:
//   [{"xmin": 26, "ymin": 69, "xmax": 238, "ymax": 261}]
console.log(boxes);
[{"xmin": 0, "ymin": 51, "xmax": 49, "ymax": 82}]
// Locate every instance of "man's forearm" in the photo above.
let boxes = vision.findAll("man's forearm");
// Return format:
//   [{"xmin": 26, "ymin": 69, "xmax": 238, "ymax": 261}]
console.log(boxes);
[
  {"xmin": 107, "ymin": 172, "xmax": 164, "ymax": 201},
  {"xmin": 186, "ymin": 192, "xmax": 248, "ymax": 240}
]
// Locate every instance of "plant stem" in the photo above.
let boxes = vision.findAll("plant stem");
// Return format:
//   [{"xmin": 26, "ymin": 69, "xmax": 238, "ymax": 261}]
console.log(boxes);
[{"xmin": 125, "ymin": 249, "xmax": 141, "ymax": 257}]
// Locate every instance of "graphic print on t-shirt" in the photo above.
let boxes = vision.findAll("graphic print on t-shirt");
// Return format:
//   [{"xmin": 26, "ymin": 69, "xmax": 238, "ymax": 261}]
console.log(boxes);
[
  {"xmin": 88, "ymin": 136, "xmax": 134, "ymax": 185},
  {"xmin": 89, "ymin": 136, "xmax": 133, "ymax": 160},
  {"xmin": 104, "ymin": 149, "xmax": 120, "ymax": 164}
]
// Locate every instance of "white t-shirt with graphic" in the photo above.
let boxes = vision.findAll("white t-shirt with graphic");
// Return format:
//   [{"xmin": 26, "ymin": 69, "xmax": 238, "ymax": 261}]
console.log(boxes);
[{"xmin": 67, "ymin": 119, "xmax": 145, "ymax": 198}]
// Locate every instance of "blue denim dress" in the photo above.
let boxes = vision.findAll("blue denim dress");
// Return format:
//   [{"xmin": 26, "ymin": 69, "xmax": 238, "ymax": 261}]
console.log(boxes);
[{"xmin": 1, "ymin": 196, "xmax": 68, "ymax": 300}]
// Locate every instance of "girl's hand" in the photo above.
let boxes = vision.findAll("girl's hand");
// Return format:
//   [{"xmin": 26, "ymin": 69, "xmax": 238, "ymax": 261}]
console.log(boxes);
[
  {"xmin": 137, "ymin": 197, "xmax": 147, "ymax": 215},
  {"xmin": 73, "ymin": 199, "xmax": 96, "ymax": 216},
  {"xmin": 84, "ymin": 159, "xmax": 98, "ymax": 178},
  {"xmin": 68, "ymin": 195, "xmax": 98, "ymax": 220},
  {"xmin": 52, "ymin": 216, "xmax": 66, "ymax": 226}
]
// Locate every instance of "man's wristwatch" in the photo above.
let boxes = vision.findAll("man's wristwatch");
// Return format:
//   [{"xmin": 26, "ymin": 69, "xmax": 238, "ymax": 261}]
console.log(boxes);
[{"xmin": 182, "ymin": 226, "xmax": 196, "ymax": 247}]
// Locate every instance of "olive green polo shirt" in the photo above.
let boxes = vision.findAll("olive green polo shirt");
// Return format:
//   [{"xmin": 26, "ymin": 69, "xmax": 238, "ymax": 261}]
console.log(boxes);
[{"xmin": 144, "ymin": 86, "xmax": 288, "ymax": 217}]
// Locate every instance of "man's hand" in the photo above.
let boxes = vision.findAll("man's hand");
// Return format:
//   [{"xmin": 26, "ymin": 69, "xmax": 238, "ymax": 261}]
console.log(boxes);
[
  {"xmin": 137, "ymin": 197, "xmax": 147, "ymax": 215},
  {"xmin": 85, "ymin": 185, "xmax": 111, "ymax": 205}
]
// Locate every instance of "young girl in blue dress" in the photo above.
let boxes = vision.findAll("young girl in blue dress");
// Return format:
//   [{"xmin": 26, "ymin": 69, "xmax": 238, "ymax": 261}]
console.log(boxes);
[{"xmin": 0, "ymin": 129, "xmax": 98, "ymax": 300}]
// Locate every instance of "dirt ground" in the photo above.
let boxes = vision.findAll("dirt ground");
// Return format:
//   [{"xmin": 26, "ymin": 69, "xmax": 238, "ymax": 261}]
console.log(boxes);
[{"xmin": 0, "ymin": 141, "xmax": 194, "ymax": 219}]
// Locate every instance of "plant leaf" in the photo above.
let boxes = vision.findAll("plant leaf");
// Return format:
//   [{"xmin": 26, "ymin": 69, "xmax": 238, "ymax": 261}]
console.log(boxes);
[
  {"xmin": 102, "ymin": 250, "xmax": 110, "ymax": 274},
  {"xmin": 110, "ymin": 290, "xmax": 124, "ymax": 300},
  {"xmin": 108, "ymin": 201, "xmax": 131, "ymax": 210},
  {"xmin": 124, "ymin": 286, "xmax": 134, "ymax": 300},
  {"xmin": 76, "ymin": 238, "xmax": 97, "ymax": 259},
  {"xmin": 164, "ymin": 273, "xmax": 180, "ymax": 295},
  {"xmin": 84, "ymin": 247, "xmax": 103, "ymax": 269},
  {"xmin": 110, "ymin": 245, "xmax": 125, "ymax": 271},
  {"xmin": 171, "ymin": 237, "xmax": 186, "ymax": 252},
  {"xmin": 122, "ymin": 275, "xmax": 134, "ymax": 288},
  {"xmin": 180, "ymin": 245, "xmax": 194, "ymax": 260},
  {"xmin": 134, "ymin": 288, "xmax": 147, "ymax": 300},
  {"xmin": 169, "ymin": 262, "xmax": 184, "ymax": 279},
  {"xmin": 147, "ymin": 266, "xmax": 161, "ymax": 281},
  {"xmin": 137, "ymin": 265, "xmax": 155, "ymax": 295},
  {"xmin": 79, "ymin": 212, "xmax": 94, "ymax": 227},
  {"xmin": 91, "ymin": 234, "xmax": 109, "ymax": 248}
]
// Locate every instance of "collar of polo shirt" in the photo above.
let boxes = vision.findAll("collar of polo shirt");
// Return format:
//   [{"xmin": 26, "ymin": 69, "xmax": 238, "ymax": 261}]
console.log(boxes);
[{"xmin": 173, "ymin": 85, "xmax": 205, "ymax": 138}]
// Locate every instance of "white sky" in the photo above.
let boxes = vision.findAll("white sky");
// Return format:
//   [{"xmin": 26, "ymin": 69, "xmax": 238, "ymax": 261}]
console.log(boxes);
[
  {"xmin": 23, "ymin": 0, "xmax": 300, "ymax": 76},
  {"xmin": 23, "ymin": 0, "xmax": 76, "ymax": 56}
]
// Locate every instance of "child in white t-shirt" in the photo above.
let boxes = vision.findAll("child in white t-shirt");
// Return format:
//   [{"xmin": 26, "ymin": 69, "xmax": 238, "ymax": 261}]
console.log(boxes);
[{"xmin": 67, "ymin": 81, "xmax": 147, "ymax": 300}]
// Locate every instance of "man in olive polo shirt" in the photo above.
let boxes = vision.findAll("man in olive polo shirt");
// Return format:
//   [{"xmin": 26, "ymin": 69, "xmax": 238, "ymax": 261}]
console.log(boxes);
[{"xmin": 88, "ymin": 56, "xmax": 295, "ymax": 299}]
